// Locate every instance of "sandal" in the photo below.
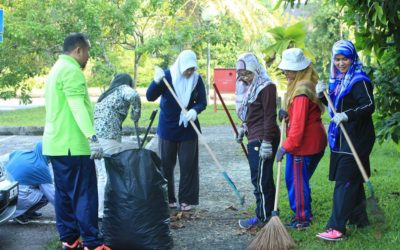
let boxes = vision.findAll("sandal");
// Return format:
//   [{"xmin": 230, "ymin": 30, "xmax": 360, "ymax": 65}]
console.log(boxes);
[
  {"xmin": 169, "ymin": 202, "xmax": 177, "ymax": 209},
  {"xmin": 180, "ymin": 203, "xmax": 192, "ymax": 211}
]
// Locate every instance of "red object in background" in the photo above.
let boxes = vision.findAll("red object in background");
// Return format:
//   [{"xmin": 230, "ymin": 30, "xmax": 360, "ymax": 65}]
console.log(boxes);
[{"xmin": 213, "ymin": 68, "xmax": 236, "ymax": 112}]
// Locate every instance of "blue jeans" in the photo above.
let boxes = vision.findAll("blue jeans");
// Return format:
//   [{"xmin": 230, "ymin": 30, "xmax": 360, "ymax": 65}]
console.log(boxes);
[
  {"xmin": 50, "ymin": 154, "xmax": 102, "ymax": 248},
  {"xmin": 247, "ymin": 140, "xmax": 278, "ymax": 222}
]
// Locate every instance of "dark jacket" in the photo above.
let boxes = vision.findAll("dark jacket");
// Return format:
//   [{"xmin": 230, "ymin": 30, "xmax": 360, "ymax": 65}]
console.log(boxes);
[
  {"xmin": 146, "ymin": 70, "xmax": 207, "ymax": 142},
  {"xmin": 322, "ymin": 80, "xmax": 375, "ymax": 181},
  {"xmin": 246, "ymin": 84, "xmax": 280, "ymax": 143}
]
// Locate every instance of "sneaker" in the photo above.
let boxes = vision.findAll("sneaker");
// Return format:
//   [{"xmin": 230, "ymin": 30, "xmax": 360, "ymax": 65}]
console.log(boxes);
[
  {"xmin": 316, "ymin": 228, "xmax": 344, "ymax": 241},
  {"xmin": 14, "ymin": 215, "xmax": 30, "ymax": 225},
  {"xmin": 286, "ymin": 220, "xmax": 311, "ymax": 230},
  {"xmin": 238, "ymin": 216, "xmax": 263, "ymax": 229},
  {"xmin": 180, "ymin": 203, "xmax": 192, "ymax": 211},
  {"xmin": 169, "ymin": 202, "xmax": 177, "ymax": 209},
  {"xmin": 25, "ymin": 211, "xmax": 42, "ymax": 219},
  {"xmin": 62, "ymin": 239, "xmax": 83, "ymax": 250},
  {"xmin": 84, "ymin": 245, "xmax": 111, "ymax": 250}
]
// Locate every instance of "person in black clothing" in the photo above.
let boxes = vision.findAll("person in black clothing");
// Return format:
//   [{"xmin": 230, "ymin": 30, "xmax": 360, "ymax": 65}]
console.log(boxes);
[
  {"xmin": 235, "ymin": 53, "xmax": 280, "ymax": 229},
  {"xmin": 315, "ymin": 40, "xmax": 375, "ymax": 241}
]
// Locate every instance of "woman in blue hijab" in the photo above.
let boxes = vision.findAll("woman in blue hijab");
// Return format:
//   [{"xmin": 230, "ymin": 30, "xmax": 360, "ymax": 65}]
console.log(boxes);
[
  {"xmin": 5, "ymin": 142, "xmax": 55, "ymax": 224},
  {"xmin": 315, "ymin": 40, "xmax": 375, "ymax": 241}
]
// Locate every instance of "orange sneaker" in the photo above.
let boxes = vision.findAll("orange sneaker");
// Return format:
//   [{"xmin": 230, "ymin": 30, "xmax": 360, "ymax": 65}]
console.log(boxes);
[
  {"xmin": 84, "ymin": 244, "xmax": 111, "ymax": 250},
  {"xmin": 316, "ymin": 228, "xmax": 344, "ymax": 241},
  {"xmin": 62, "ymin": 239, "xmax": 83, "ymax": 250}
]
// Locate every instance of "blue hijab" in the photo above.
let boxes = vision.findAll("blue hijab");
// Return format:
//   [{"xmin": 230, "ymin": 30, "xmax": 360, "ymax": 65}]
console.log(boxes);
[
  {"xmin": 5, "ymin": 142, "xmax": 52, "ymax": 185},
  {"xmin": 327, "ymin": 40, "xmax": 371, "ymax": 150}
]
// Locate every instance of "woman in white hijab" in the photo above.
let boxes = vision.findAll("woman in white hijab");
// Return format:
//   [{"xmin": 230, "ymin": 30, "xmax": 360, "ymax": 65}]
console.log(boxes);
[{"xmin": 146, "ymin": 50, "xmax": 207, "ymax": 211}]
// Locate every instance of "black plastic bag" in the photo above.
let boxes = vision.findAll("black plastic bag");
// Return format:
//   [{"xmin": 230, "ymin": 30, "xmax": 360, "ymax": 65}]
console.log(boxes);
[{"xmin": 102, "ymin": 148, "xmax": 173, "ymax": 250}]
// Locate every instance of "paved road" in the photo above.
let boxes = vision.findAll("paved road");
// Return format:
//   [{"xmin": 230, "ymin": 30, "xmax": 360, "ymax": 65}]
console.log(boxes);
[{"xmin": 0, "ymin": 126, "xmax": 255, "ymax": 250}]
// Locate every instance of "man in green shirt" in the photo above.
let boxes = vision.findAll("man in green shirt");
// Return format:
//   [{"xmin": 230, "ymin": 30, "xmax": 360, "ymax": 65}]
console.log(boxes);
[{"xmin": 43, "ymin": 33, "xmax": 109, "ymax": 250}]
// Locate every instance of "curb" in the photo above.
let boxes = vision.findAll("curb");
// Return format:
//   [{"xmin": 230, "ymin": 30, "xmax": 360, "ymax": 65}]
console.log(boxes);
[{"xmin": 0, "ymin": 126, "xmax": 157, "ymax": 136}]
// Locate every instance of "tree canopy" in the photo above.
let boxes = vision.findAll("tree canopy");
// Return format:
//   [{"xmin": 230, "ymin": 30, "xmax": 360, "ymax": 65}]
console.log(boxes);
[{"xmin": 0, "ymin": 0, "xmax": 399, "ymax": 147}]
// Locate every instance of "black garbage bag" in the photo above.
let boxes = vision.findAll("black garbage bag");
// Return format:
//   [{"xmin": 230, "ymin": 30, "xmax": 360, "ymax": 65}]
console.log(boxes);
[{"xmin": 102, "ymin": 148, "xmax": 173, "ymax": 250}]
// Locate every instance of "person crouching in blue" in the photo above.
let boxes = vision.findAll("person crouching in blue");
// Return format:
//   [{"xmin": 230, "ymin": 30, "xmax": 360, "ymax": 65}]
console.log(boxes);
[{"xmin": 4, "ymin": 142, "xmax": 55, "ymax": 224}]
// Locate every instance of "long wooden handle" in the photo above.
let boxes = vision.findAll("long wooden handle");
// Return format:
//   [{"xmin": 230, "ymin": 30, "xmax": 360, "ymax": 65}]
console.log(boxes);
[
  {"xmin": 162, "ymin": 77, "xmax": 245, "ymax": 203},
  {"xmin": 323, "ymin": 91, "xmax": 370, "ymax": 182},
  {"xmin": 273, "ymin": 121, "xmax": 286, "ymax": 212},
  {"xmin": 162, "ymin": 78, "xmax": 225, "ymax": 172},
  {"xmin": 213, "ymin": 83, "xmax": 248, "ymax": 158},
  {"xmin": 134, "ymin": 121, "xmax": 141, "ymax": 148}
]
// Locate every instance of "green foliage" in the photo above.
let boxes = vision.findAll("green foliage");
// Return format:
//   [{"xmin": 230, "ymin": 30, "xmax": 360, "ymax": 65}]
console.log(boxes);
[
  {"xmin": 263, "ymin": 22, "xmax": 315, "ymax": 66},
  {"xmin": 307, "ymin": 1, "xmax": 342, "ymax": 81},
  {"xmin": 374, "ymin": 48, "xmax": 400, "ymax": 148},
  {"xmin": 0, "ymin": 0, "xmax": 116, "ymax": 102}
]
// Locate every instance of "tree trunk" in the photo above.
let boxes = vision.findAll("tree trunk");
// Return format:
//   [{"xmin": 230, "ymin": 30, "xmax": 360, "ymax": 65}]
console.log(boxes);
[{"xmin": 133, "ymin": 53, "xmax": 141, "ymax": 87}]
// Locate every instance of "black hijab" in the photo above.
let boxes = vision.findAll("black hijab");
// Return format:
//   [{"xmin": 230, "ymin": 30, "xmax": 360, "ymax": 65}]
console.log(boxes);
[{"xmin": 97, "ymin": 73, "xmax": 133, "ymax": 103}]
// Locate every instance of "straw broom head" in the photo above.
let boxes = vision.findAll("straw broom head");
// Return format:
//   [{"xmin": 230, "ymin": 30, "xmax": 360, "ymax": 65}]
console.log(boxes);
[{"xmin": 248, "ymin": 216, "xmax": 295, "ymax": 250}]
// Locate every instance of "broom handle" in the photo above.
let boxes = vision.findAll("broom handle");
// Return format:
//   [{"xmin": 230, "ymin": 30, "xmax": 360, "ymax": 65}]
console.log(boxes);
[
  {"xmin": 323, "ymin": 91, "xmax": 370, "ymax": 183},
  {"xmin": 162, "ymin": 78, "xmax": 222, "ymax": 170},
  {"xmin": 273, "ymin": 121, "xmax": 286, "ymax": 212},
  {"xmin": 213, "ymin": 83, "xmax": 248, "ymax": 158},
  {"xmin": 162, "ymin": 77, "xmax": 244, "ymax": 203},
  {"xmin": 134, "ymin": 121, "xmax": 141, "ymax": 149}
]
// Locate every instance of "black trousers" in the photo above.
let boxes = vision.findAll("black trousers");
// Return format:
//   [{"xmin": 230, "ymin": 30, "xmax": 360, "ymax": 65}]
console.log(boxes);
[
  {"xmin": 326, "ymin": 179, "xmax": 368, "ymax": 233},
  {"xmin": 247, "ymin": 139, "xmax": 279, "ymax": 222},
  {"xmin": 158, "ymin": 138, "xmax": 199, "ymax": 205}
]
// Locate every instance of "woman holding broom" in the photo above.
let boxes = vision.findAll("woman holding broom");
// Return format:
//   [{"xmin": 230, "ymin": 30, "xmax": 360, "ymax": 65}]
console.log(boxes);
[
  {"xmin": 235, "ymin": 53, "xmax": 280, "ymax": 229},
  {"xmin": 146, "ymin": 50, "xmax": 207, "ymax": 212},
  {"xmin": 315, "ymin": 40, "xmax": 375, "ymax": 241},
  {"xmin": 275, "ymin": 48, "xmax": 327, "ymax": 230}
]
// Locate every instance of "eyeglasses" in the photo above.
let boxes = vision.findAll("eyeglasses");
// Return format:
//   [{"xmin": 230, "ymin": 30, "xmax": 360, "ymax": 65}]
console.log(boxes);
[
  {"xmin": 238, "ymin": 70, "xmax": 254, "ymax": 78},
  {"xmin": 282, "ymin": 70, "xmax": 297, "ymax": 75}
]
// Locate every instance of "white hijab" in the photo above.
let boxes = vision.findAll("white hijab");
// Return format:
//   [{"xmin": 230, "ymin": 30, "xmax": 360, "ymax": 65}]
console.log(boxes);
[{"xmin": 170, "ymin": 50, "xmax": 199, "ymax": 127}]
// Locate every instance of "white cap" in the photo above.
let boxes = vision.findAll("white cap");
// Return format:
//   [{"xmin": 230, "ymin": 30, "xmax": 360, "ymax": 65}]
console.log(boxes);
[{"xmin": 278, "ymin": 48, "xmax": 311, "ymax": 71}]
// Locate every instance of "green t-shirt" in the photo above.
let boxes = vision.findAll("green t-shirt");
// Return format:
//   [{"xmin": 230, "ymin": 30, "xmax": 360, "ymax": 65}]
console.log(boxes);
[{"xmin": 43, "ymin": 55, "xmax": 95, "ymax": 156}]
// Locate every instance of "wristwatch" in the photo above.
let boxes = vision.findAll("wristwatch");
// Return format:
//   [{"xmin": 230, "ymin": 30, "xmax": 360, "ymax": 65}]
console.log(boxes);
[{"xmin": 88, "ymin": 135, "xmax": 98, "ymax": 143}]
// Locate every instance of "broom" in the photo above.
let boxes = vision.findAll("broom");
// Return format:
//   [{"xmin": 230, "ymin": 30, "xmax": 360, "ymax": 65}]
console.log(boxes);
[
  {"xmin": 162, "ymin": 77, "xmax": 245, "ymax": 205},
  {"xmin": 323, "ymin": 90, "xmax": 385, "ymax": 227},
  {"xmin": 248, "ymin": 122, "xmax": 295, "ymax": 250}
]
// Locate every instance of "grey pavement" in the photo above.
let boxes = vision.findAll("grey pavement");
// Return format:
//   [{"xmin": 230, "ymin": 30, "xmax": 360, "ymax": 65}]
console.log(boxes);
[{"xmin": 0, "ymin": 126, "xmax": 256, "ymax": 250}]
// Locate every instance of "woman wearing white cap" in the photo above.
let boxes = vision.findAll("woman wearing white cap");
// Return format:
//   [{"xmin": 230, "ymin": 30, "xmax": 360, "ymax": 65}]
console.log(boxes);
[
  {"xmin": 276, "ymin": 48, "xmax": 327, "ymax": 229},
  {"xmin": 146, "ymin": 50, "xmax": 207, "ymax": 211}
]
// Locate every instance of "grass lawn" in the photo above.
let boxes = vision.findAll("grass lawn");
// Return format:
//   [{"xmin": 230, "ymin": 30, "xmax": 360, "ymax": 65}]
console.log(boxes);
[
  {"xmin": 0, "ymin": 103, "xmax": 241, "ymax": 127},
  {"xmin": 254, "ymin": 141, "xmax": 400, "ymax": 250},
  {"xmin": 2, "ymin": 104, "xmax": 399, "ymax": 249}
]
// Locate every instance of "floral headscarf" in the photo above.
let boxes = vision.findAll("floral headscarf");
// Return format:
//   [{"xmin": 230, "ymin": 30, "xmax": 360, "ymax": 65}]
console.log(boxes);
[{"xmin": 235, "ymin": 53, "xmax": 274, "ymax": 122}]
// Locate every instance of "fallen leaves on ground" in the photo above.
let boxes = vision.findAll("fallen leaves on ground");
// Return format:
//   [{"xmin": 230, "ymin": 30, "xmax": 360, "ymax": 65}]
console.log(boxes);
[
  {"xmin": 224, "ymin": 205, "xmax": 238, "ymax": 211},
  {"xmin": 236, "ymin": 227, "xmax": 258, "ymax": 235}
]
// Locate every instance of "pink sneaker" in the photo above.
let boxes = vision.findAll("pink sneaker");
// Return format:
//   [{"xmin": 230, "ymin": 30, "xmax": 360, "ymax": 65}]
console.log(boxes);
[{"xmin": 316, "ymin": 228, "xmax": 344, "ymax": 241}]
